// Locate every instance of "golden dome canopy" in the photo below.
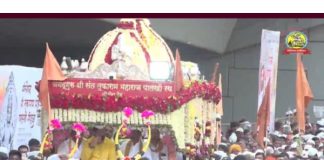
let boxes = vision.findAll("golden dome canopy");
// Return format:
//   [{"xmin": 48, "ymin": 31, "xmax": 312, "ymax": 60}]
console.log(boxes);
[{"xmin": 88, "ymin": 19, "xmax": 175, "ymax": 77}]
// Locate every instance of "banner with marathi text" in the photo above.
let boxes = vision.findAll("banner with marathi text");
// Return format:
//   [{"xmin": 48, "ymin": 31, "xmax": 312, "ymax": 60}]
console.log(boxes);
[
  {"xmin": 49, "ymin": 79, "xmax": 175, "ymax": 98},
  {"xmin": 257, "ymin": 29, "xmax": 280, "ymax": 133},
  {"xmin": 0, "ymin": 65, "xmax": 42, "ymax": 150}
]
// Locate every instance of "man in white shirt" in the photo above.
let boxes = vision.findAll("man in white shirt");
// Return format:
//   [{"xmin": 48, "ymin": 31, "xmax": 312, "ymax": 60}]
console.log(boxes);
[
  {"xmin": 120, "ymin": 129, "xmax": 143, "ymax": 158},
  {"xmin": 57, "ymin": 130, "xmax": 82, "ymax": 159},
  {"xmin": 143, "ymin": 129, "xmax": 168, "ymax": 160}
]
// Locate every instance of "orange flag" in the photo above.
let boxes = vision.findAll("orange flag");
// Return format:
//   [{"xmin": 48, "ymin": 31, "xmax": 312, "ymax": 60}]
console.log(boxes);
[
  {"xmin": 296, "ymin": 54, "xmax": 313, "ymax": 133},
  {"xmin": 39, "ymin": 43, "xmax": 66, "ymax": 120},
  {"xmin": 256, "ymin": 81, "xmax": 271, "ymax": 148},
  {"xmin": 174, "ymin": 49, "xmax": 183, "ymax": 92}
]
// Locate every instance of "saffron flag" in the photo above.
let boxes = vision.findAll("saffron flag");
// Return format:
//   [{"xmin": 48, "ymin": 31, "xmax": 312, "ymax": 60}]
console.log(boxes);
[
  {"xmin": 296, "ymin": 54, "xmax": 313, "ymax": 133},
  {"xmin": 174, "ymin": 49, "xmax": 183, "ymax": 92},
  {"xmin": 256, "ymin": 81, "xmax": 271, "ymax": 148},
  {"xmin": 39, "ymin": 43, "xmax": 65, "ymax": 120}
]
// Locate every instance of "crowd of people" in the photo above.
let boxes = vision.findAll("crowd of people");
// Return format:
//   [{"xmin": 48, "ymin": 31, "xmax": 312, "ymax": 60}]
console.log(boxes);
[
  {"xmin": 0, "ymin": 138, "xmax": 42, "ymax": 160},
  {"xmin": 212, "ymin": 112, "xmax": 324, "ymax": 160},
  {"xmin": 0, "ymin": 112, "xmax": 323, "ymax": 160},
  {"xmin": 0, "ymin": 125, "xmax": 178, "ymax": 160}
]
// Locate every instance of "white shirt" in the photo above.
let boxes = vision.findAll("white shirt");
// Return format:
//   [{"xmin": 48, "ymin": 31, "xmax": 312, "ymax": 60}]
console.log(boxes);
[
  {"xmin": 57, "ymin": 139, "xmax": 82, "ymax": 159},
  {"xmin": 47, "ymin": 154, "xmax": 60, "ymax": 160},
  {"xmin": 176, "ymin": 152, "xmax": 184, "ymax": 160},
  {"xmin": 120, "ymin": 140, "xmax": 142, "ymax": 158},
  {"xmin": 142, "ymin": 143, "xmax": 168, "ymax": 160},
  {"xmin": 47, "ymin": 154, "xmax": 80, "ymax": 160}
]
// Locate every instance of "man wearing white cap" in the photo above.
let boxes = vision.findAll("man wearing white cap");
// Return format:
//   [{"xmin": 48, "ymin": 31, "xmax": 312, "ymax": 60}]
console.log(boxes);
[
  {"xmin": 254, "ymin": 150, "xmax": 264, "ymax": 160},
  {"xmin": 303, "ymin": 133, "xmax": 315, "ymax": 142},
  {"xmin": 234, "ymin": 127, "xmax": 244, "ymax": 142},
  {"xmin": 316, "ymin": 132, "xmax": 324, "ymax": 139},
  {"xmin": 306, "ymin": 139, "xmax": 316, "ymax": 148},
  {"xmin": 308, "ymin": 147, "xmax": 319, "ymax": 159},
  {"xmin": 319, "ymin": 127, "xmax": 324, "ymax": 132},
  {"xmin": 317, "ymin": 143, "xmax": 323, "ymax": 158},
  {"xmin": 272, "ymin": 121, "xmax": 288, "ymax": 142},
  {"xmin": 300, "ymin": 150, "xmax": 309, "ymax": 159},
  {"xmin": 304, "ymin": 144, "xmax": 313, "ymax": 152},
  {"xmin": 213, "ymin": 143, "xmax": 228, "ymax": 160},
  {"xmin": 286, "ymin": 142, "xmax": 299, "ymax": 159},
  {"xmin": 214, "ymin": 150, "xmax": 228, "ymax": 159},
  {"xmin": 316, "ymin": 118, "xmax": 324, "ymax": 127},
  {"xmin": 276, "ymin": 152, "xmax": 289, "ymax": 160},
  {"xmin": 239, "ymin": 119, "xmax": 251, "ymax": 131}
]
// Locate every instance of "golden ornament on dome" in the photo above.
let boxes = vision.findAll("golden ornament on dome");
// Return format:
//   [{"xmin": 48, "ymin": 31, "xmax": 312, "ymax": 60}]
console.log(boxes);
[{"xmin": 79, "ymin": 18, "xmax": 175, "ymax": 81}]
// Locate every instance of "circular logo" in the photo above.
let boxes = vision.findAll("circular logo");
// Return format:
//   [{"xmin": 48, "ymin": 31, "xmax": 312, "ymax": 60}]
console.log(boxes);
[{"xmin": 285, "ymin": 31, "xmax": 308, "ymax": 49}]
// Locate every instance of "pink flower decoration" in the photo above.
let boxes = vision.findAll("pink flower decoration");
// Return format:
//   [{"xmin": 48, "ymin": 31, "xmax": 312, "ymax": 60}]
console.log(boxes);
[
  {"xmin": 123, "ymin": 107, "xmax": 133, "ymax": 118},
  {"xmin": 50, "ymin": 119, "xmax": 63, "ymax": 130},
  {"xmin": 141, "ymin": 110, "xmax": 154, "ymax": 119},
  {"xmin": 72, "ymin": 122, "xmax": 87, "ymax": 134}
]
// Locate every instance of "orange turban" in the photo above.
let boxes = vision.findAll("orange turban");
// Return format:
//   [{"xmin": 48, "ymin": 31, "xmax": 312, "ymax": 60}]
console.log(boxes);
[{"xmin": 229, "ymin": 144, "xmax": 242, "ymax": 154}]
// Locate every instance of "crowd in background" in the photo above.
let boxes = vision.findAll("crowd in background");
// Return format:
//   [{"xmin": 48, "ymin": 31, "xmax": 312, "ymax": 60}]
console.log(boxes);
[
  {"xmin": 0, "ymin": 138, "xmax": 41, "ymax": 160},
  {"xmin": 212, "ymin": 112, "xmax": 324, "ymax": 160},
  {"xmin": 0, "ymin": 111, "xmax": 323, "ymax": 160}
]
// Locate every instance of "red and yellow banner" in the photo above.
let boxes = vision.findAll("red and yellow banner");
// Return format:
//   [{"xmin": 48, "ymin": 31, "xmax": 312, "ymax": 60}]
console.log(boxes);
[{"xmin": 48, "ymin": 79, "xmax": 221, "ymax": 113}]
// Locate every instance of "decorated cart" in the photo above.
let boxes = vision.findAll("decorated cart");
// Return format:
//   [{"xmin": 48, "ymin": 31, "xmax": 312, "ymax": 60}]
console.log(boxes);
[{"xmin": 41, "ymin": 19, "xmax": 222, "ymax": 159}]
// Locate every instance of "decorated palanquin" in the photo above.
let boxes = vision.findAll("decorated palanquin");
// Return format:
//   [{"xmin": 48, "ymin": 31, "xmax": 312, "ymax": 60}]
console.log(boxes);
[{"xmin": 47, "ymin": 19, "xmax": 221, "ymax": 152}]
